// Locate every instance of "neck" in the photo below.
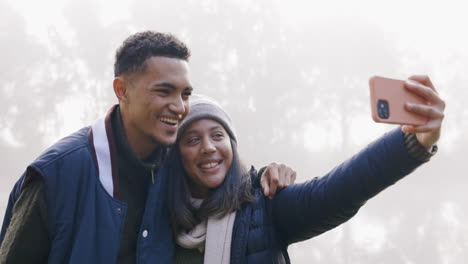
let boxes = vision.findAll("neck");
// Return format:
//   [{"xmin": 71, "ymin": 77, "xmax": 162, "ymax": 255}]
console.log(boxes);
[
  {"xmin": 189, "ymin": 182, "xmax": 209, "ymax": 199},
  {"xmin": 119, "ymin": 109, "xmax": 159, "ymax": 160}
]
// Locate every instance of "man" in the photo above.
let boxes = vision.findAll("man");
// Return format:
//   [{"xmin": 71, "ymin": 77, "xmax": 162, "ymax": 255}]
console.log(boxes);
[{"xmin": 0, "ymin": 31, "xmax": 295, "ymax": 263}]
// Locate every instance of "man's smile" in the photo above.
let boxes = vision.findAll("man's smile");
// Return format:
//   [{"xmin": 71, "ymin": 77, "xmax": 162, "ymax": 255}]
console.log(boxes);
[{"xmin": 159, "ymin": 116, "xmax": 179, "ymax": 126}]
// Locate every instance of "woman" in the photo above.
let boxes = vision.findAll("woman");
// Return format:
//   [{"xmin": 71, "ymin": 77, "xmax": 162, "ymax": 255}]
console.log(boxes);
[{"xmin": 167, "ymin": 95, "xmax": 438, "ymax": 264}]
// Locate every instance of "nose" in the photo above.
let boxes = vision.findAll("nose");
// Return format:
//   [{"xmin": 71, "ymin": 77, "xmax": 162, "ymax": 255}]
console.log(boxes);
[
  {"xmin": 168, "ymin": 96, "xmax": 187, "ymax": 116},
  {"xmin": 201, "ymin": 138, "xmax": 216, "ymax": 154}
]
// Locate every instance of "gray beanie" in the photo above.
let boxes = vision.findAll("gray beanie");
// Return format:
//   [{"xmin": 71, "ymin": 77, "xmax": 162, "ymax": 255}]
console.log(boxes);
[{"xmin": 177, "ymin": 95, "xmax": 237, "ymax": 143}]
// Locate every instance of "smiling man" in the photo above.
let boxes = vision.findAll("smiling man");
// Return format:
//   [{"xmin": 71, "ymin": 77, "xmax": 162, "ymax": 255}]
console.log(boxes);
[
  {"xmin": 0, "ymin": 31, "xmax": 295, "ymax": 264},
  {"xmin": 0, "ymin": 31, "xmax": 193, "ymax": 264}
]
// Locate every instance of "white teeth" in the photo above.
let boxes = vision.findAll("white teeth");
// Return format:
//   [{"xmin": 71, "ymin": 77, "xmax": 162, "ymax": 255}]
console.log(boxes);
[
  {"xmin": 159, "ymin": 117, "xmax": 178, "ymax": 125},
  {"xmin": 200, "ymin": 162, "xmax": 218, "ymax": 169}
]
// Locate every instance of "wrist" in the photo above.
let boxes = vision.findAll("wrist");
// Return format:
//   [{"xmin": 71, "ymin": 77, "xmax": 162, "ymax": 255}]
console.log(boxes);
[{"xmin": 404, "ymin": 132, "xmax": 437, "ymax": 162}]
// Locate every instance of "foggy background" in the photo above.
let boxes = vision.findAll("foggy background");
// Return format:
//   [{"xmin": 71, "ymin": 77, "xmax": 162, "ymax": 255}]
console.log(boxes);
[{"xmin": 1, "ymin": 0, "xmax": 466, "ymax": 263}]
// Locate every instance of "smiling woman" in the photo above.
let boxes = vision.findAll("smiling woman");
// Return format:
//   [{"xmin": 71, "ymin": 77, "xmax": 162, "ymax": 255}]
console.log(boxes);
[{"xmin": 168, "ymin": 95, "xmax": 252, "ymax": 224}]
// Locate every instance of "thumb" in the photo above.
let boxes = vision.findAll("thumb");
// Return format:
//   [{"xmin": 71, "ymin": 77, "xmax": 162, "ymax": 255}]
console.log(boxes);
[{"xmin": 402, "ymin": 125, "xmax": 415, "ymax": 133}]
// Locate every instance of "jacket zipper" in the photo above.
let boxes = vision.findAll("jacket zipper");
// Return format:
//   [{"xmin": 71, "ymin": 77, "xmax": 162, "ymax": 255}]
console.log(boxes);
[{"xmin": 151, "ymin": 165, "xmax": 156, "ymax": 184}]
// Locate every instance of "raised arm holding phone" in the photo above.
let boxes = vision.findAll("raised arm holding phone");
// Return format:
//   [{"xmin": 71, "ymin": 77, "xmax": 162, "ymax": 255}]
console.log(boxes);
[{"xmin": 370, "ymin": 75, "xmax": 445, "ymax": 149}]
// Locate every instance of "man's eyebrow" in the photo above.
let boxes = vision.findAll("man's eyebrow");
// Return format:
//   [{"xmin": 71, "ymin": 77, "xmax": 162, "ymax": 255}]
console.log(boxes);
[
  {"xmin": 153, "ymin": 82, "xmax": 177, "ymax": 89},
  {"xmin": 153, "ymin": 82, "xmax": 194, "ymax": 91}
]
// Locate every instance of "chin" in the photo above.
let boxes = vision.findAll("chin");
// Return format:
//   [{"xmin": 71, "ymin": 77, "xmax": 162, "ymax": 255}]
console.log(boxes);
[
  {"xmin": 151, "ymin": 135, "xmax": 177, "ymax": 147},
  {"xmin": 209, "ymin": 179, "xmax": 225, "ymax": 189}
]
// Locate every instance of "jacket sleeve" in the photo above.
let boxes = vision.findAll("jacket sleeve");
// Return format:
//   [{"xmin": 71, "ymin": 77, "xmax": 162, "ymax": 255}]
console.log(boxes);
[
  {"xmin": 0, "ymin": 175, "xmax": 50, "ymax": 263},
  {"xmin": 271, "ymin": 128, "xmax": 428, "ymax": 245}
]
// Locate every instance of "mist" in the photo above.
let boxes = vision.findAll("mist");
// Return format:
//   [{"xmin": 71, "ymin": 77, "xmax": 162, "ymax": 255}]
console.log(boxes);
[{"xmin": 1, "ymin": 0, "xmax": 467, "ymax": 262}]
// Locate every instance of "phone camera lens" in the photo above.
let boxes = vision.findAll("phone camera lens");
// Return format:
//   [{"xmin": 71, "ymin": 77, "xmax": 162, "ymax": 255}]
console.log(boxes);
[{"xmin": 377, "ymin": 100, "xmax": 389, "ymax": 119}]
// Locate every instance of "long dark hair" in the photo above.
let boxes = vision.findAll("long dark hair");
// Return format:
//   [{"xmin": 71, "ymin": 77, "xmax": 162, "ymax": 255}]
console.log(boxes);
[{"xmin": 167, "ymin": 137, "xmax": 254, "ymax": 234}]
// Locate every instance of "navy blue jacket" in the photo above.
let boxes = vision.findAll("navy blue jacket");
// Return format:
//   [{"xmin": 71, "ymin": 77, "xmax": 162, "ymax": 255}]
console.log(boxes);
[
  {"xmin": 230, "ymin": 129, "xmax": 426, "ymax": 264},
  {"xmin": 0, "ymin": 125, "xmax": 174, "ymax": 263}
]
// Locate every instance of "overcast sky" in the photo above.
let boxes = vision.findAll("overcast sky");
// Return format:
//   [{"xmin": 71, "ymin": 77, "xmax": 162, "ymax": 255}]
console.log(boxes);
[{"xmin": 1, "ymin": 0, "xmax": 467, "ymax": 263}]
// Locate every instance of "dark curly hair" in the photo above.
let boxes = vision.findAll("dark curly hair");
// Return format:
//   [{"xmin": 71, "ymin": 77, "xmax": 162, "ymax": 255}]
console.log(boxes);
[{"xmin": 114, "ymin": 31, "xmax": 191, "ymax": 77}]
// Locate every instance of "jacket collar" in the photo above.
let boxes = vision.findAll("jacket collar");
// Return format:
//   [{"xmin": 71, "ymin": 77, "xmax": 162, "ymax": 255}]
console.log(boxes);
[{"xmin": 89, "ymin": 105, "xmax": 119, "ymax": 198}]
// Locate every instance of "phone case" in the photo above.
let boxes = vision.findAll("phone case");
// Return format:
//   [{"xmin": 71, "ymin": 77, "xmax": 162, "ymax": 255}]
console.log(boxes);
[{"xmin": 369, "ymin": 76, "xmax": 428, "ymax": 126}]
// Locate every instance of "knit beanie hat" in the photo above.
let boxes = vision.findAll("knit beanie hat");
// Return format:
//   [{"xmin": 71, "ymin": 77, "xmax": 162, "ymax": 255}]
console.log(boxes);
[{"xmin": 177, "ymin": 95, "xmax": 237, "ymax": 143}]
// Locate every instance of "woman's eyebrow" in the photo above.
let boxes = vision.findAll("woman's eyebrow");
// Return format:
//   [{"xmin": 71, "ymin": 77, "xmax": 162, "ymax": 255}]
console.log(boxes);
[
  {"xmin": 182, "ymin": 130, "xmax": 198, "ymax": 137},
  {"xmin": 183, "ymin": 125, "xmax": 222, "ymax": 136}
]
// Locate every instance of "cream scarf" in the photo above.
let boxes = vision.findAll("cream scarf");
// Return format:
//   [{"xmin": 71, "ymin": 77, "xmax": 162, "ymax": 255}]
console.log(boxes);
[{"xmin": 176, "ymin": 199, "xmax": 236, "ymax": 264}]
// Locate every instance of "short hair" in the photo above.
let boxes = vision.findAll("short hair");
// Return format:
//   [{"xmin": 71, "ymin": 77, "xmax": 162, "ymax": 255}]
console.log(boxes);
[
  {"xmin": 114, "ymin": 31, "xmax": 191, "ymax": 77},
  {"xmin": 167, "ymin": 138, "xmax": 254, "ymax": 234}
]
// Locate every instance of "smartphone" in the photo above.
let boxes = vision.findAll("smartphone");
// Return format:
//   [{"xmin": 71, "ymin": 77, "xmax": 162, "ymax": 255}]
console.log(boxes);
[{"xmin": 369, "ymin": 76, "xmax": 428, "ymax": 126}]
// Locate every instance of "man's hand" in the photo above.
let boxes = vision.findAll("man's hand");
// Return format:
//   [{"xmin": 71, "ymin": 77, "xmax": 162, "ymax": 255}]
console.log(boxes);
[
  {"xmin": 260, "ymin": 163, "xmax": 296, "ymax": 199},
  {"xmin": 401, "ymin": 75, "xmax": 446, "ymax": 149}
]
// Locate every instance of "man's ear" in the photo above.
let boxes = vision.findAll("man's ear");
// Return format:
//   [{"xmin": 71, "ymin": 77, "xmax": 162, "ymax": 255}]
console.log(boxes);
[{"xmin": 113, "ymin": 77, "xmax": 128, "ymax": 103}]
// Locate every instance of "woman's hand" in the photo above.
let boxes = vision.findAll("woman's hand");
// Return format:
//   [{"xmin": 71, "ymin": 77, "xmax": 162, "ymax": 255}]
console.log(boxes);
[{"xmin": 401, "ymin": 75, "xmax": 446, "ymax": 149}]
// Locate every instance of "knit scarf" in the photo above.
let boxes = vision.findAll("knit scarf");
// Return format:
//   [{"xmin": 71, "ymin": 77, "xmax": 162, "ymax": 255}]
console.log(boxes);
[{"xmin": 176, "ymin": 199, "xmax": 236, "ymax": 264}]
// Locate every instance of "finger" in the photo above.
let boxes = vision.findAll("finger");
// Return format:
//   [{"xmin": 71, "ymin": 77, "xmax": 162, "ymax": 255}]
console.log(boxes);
[
  {"xmin": 278, "ymin": 173, "xmax": 288, "ymax": 188},
  {"xmin": 403, "ymin": 120, "xmax": 443, "ymax": 133},
  {"xmin": 408, "ymin": 75, "xmax": 435, "ymax": 90},
  {"xmin": 263, "ymin": 184, "xmax": 270, "ymax": 197},
  {"xmin": 284, "ymin": 172, "xmax": 293, "ymax": 186},
  {"xmin": 291, "ymin": 171, "xmax": 297, "ymax": 184},
  {"xmin": 260, "ymin": 169, "xmax": 269, "ymax": 197},
  {"xmin": 268, "ymin": 168, "xmax": 279, "ymax": 199},
  {"xmin": 284, "ymin": 169, "xmax": 296, "ymax": 186},
  {"xmin": 404, "ymin": 80, "xmax": 442, "ymax": 105},
  {"xmin": 405, "ymin": 103, "xmax": 445, "ymax": 119},
  {"xmin": 278, "ymin": 164, "xmax": 287, "ymax": 188},
  {"xmin": 281, "ymin": 169, "xmax": 289, "ymax": 186},
  {"xmin": 411, "ymin": 124, "xmax": 442, "ymax": 133},
  {"xmin": 412, "ymin": 116, "xmax": 443, "ymax": 132}
]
